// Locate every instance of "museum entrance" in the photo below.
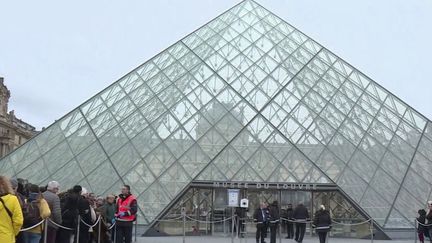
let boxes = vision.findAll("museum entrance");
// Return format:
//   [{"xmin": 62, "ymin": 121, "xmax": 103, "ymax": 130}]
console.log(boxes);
[{"xmin": 153, "ymin": 185, "xmax": 374, "ymax": 238}]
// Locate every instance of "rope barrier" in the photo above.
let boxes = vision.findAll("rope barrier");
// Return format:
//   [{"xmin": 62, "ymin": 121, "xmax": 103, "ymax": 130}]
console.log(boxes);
[
  {"xmin": 185, "ymin": 215, "xmax": 234, "ymax": 224},
  {"xmin": 19, "ymin": 219, "xmax": 46, "ymax": 232},
  {"xmin": 280, "ymin": 217, "xmax": 313, "ymax": 224},
  {"xmin": 47, "ymin": 218, "xmax": 74, "ymax": 231},
  {"xmin": 415, "ymin": 220, "xmax": 432, "ymax": 227},
  {"xmin": 80, "ymin": 215, "xmax": 101, "ymax": 228},
  {"xmin": 107, "ymin": 221, "xmax": 116, "ymax": 230},
  {"xmin": 156, "ymin": 216, "xmax": 184, "ymax": 222},
  {"xmin": 331, "ymin": 218, "xmax": 373, "ymax": 226}
]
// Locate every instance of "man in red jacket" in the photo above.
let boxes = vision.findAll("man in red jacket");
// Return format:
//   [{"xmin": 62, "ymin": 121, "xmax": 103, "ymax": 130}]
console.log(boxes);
[{"xmin": 115, "ymin": 185, "xmax": 137, "ymax": 243}]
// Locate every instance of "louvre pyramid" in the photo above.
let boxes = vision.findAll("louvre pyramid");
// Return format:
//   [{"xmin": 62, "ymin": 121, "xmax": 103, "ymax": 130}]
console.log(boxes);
[{"xmin": 1, "ymin": 0, "xmax": 432, "ymax": 228}]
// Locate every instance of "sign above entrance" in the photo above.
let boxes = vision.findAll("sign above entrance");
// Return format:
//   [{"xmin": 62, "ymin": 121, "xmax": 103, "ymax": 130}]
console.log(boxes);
[{"xmin": 190, "ymin": 181, "xmax": 338, "ymax": 191}]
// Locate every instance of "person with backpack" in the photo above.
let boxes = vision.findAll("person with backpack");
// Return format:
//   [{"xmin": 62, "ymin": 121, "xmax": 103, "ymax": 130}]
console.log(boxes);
[
  {"xmin": 0, "ymin": 175, "xmax": 24, "ymax": 243},
  {"xmin": 21, "ymin": 184, "xmax": 51, "ymax": 243}
]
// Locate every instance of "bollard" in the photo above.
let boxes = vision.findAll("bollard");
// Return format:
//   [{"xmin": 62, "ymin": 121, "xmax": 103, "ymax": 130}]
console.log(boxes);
[
  {"xmin": 134, "ymin": 218, "xmax": 138, "ymax": 242},
  {"xmin": 231, "ymin": 211, "xmax": 235, "ymax": 243},
  {"xmin": 414, "ymin": 219, "xmax": 417, "ymax": 243},
  {"xmin": 113, "ymin": 223, "xmax": 117, "ymax": 243},
  {"xmin": 77, "ymin": 215, "xmax": 81, "ymax": 243},
  {"xmin": 43, "ymin": 219, "xmax": 48, "ymax": 243},
  {"xmin": 97, "ymin": 217, "xmax": 101, "ymax": 243},
  {"xmin": 278, "ymin": 218, "xmax": 282, "ymax": 243},
  {"xmin": 182, "ymin": 211, "xmax": 186, "ymax": 243}
]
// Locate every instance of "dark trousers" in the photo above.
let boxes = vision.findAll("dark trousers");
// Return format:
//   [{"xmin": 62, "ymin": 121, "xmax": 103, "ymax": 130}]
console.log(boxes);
[
  {"xmin": 318, "ymin": 232, "xmax": 327, "ymax": 243},
  {"xmin": 263, "ymin": 222, "xmax": 268, "ymax": 238},
  {"xmin": 45, "ymin": 227, "xmax": 57, "ymax": 243},
  {"xmin": 270, "ymin": 224, "xmax": 278, "ymax": 243},
  {"xmin": 256, "ymin": 224, "xmax": 266, "ymax": 243},
  {"xmin": 418, "ymin": 232, "xmax": 424, "ymax": 243},
  {"xmin": 56, "ymin": 228, "xmax": 72, "ymax": 243},
  {"xmin": 286, "ymin": 223, "xmax": 294, "ymax": 238},
  {"xmin": 295, "ymin": 223, "xmax": 306, "ymax": 242},
  {"xmin": 116, "ymin": 224, "xmax": 133, "ymax": 243}
]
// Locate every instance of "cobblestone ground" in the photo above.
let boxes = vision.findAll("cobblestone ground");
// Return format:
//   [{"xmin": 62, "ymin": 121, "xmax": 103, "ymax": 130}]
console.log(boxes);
[{"xmin": 136, "ymin": 236, "xmax": 413, "ymax": 243}]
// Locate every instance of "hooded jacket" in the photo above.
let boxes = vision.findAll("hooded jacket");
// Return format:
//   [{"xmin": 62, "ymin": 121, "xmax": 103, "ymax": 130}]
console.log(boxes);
[{"xmin": 0, "ymin": 194, "xmax": 23, "ymax": 243}]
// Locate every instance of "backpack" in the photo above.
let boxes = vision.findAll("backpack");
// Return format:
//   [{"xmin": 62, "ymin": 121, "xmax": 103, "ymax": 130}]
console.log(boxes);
[{"xmin": 23, "ymin": 200, "xmax": 41, "ymax": 228}]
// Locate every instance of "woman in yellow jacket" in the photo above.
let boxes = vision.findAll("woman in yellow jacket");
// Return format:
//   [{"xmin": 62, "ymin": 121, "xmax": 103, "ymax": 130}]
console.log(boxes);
[
  {"xmin": 22, "ymin": 184, "xmax": 51, "ymax": 243},
  {"xmin": 0, "ymin": 175, "xmax": 23, "ymax": 243}
]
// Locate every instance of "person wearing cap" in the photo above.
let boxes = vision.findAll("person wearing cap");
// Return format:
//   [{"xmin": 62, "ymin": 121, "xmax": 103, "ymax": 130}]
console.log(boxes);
[
  {"xmin": 269, "ymin": 201, "xmax": 280, "ymax": 243},
  {"xmin": 0, "ymin": 175, "xmax": 23, "ymax": 243},
  {"xmin": 115, "ymin": 185, "xmax": 137, "ymax": 243},
  {"xmin": 22, "ymin": 184, "xmax": 51, "ymax": 243},
  {"xmin": 103, "ymin": 194, "xmax": 116, "ymax": 242},
  {"xmin": 42, "ymin": 181, "xmax": 61, "ymax": 243},
  {"xmin": 312, "ymin": 205, "xmax": 331, "ymax": 243}
]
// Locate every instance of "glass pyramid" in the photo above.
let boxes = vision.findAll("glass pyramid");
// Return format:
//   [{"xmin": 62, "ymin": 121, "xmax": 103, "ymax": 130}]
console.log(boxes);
[{"xmin": 1, "ymin": 0, "xmax": 431, "ymax": 229}]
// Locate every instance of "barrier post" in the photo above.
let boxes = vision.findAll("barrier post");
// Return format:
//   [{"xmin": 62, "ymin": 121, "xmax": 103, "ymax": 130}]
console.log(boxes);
[
  {"xmin": 77, "ymin": 215, "xmax": 81, "ymax": 243},
  {"xmin": 134, "ymin": 218, "xmax": 138, "ymax": 242},
  {"xmin": 97, "ymin": 217, "xmax": 101, "ymax": 243},
  {"xmin": 113, "ymin": 223, "xmax": 117, "ymax": 243},
  {"xmin": 231, "ymin": 209, "xmax": 235, "ymax": 243},
  {"xmin": 414, "ymin": 219, "xmax": 417, "ymax": 243},
  {"xmin": 278, "ymin": 218, "xmax": 282, "ymax": 243},
  {"xmin": 370, "ymin": 219, "xmax": 374, "ymax": 243},
  {"xmin": 43, "ymin": 219, "xmax": 48, "ymax": 243},
  {"xmin": 182, "ymin": 207, "xmax": 186, "ymax": 243}
]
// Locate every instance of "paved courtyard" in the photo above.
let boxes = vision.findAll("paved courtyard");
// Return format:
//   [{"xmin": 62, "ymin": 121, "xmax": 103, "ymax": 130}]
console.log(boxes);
[{"xmin": 135, "ymin": 236, "xmax": 413, "ymax": 243}]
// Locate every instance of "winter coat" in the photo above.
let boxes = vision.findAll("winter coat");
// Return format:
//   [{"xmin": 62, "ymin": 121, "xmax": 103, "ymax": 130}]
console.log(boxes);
[
  {"xmin": 269, "ymin": 205, "xmax": 280, "ymax": 225},
  {"xmin": 418, "ymin": 214, "xmax": 426, "ymax": 233},
  {"xmin": 0, "ymin": 194, "xmax": 23, "ymax": 243},
  {"xmin": 293, "ymin": 204, "xmax": 309, "ymax": 221},
  {"xmin": 26, "ymin": 198, "xmax": 51, "ymax": 234},
  {"xmin": 313, "ymin": 209, "xmax": 331, "ymax": 232},
  {"xmin": 42, "ymin": 190, "xmax": 62, "ymax": 229},
  {"xmin": 253, "ymin": 208, "xmax": 270, "ymax": 223},
  {"xmin": 426, "ymin": 210, "xmax": 432, "ymax": 229}
]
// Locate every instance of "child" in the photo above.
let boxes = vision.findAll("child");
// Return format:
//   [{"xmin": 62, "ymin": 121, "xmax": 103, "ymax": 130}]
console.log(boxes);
[{"xmin": 418, "ymin": 209, "xmax": 426, "ymax": 243}]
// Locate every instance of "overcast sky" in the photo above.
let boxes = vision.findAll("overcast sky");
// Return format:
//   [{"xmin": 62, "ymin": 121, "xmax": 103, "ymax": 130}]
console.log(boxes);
[{"xmin": 1, "ymin": 0, "xmax": 431, "ymax": 130}]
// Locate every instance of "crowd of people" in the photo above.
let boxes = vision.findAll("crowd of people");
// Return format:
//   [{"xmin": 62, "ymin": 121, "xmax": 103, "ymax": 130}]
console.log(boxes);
[
  {"xmin": 253, "ymin": 201, "xmax": 331, "ymax": 243},
  {"xmin": 0, "ymin": 175, "xmax": 137, "ymax": 243}
]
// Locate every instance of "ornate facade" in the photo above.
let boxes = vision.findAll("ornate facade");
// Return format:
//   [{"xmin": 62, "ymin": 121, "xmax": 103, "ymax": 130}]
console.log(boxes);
[{"xmin": 0, "ymin": 77, "xmax": 37, "ymax": 158}]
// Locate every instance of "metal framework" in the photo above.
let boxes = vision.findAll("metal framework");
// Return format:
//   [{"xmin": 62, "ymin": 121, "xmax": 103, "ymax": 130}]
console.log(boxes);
[{"xmin": 1, "ymin": 0, "xmax": 431, "ymax": 230}]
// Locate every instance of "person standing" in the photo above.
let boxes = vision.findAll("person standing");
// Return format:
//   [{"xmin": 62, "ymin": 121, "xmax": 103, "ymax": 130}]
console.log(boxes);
[
  {"xmin": 269, "ymin": 201, "xmax": 280, "ymax": 243},
  {"xmin": 312, "ymin": 205, "xmax": 331, "ymax": 243},
  {"xmin": 285, "ymin": 203, "xmax": 294, "ymax": 239},
  {"xmin": 426, "ymin": 201, "xmax": 432, "ymax": 243},
  {"xmin": 115, "ymin": 185, "xmax": 137, "ymax": 243},
  {"xmin": 22, "ymin": 184, "xmax": 51, "ymax": 243},
  {"xmin": 293, "ymin": 202, "xmax": 309, "ymax": 243},
  {"xmin": 42, "ymin": 181, "xmax": 62, "ymax": 243},
  {"xmin": 253, "ymin": 202, "xmax": 269, "ymax": 243},
  {"xmin": 0, "ymin": 175, "xmax": 23, "ymax": 243},
  {"xmin": 418, "ymin": 209, "xmax": 427, "ymax": 243}
]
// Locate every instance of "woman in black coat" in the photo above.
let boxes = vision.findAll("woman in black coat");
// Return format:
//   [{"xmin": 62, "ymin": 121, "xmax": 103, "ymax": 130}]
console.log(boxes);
[{"xmin": 313, "ymin": 205, "xmax": 331, "ymax": 243}]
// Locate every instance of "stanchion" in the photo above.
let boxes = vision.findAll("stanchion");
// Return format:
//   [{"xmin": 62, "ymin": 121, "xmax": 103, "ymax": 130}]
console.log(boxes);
[
  {"xmin": 43, "ymin": 219, "xmax": 48, "ymax": 243},
  {"xmin": 281, "ymin": 219, "xmax": 284, "ymax": 243},
  {"xmin": 370, "ymin": 219, "xmax": 374, "ymax": 243},
  {"xmin": 134, "ymin": 218, "xmax": 138, "ymax": 242},
  {"xmin": 113, "ymin": 223, "xmax": 117, "ymax": 243},
  {"xmin": 231, "ymin": 209, "xmax": 235, "ymax": 243},
  {"xmin": 414, "ymin": 219, "xmax": 417, "ymax": 243},
  {"xmin": 77, "ymin": 215, "xmax": 81, "ymax": 243},
  {"xmin": 97, "ymin": 217, "xmax": 101, "ymax": 243},
  {"xmin": 182, "ymin": 209, "xmax": 186, "ymax": 243}
]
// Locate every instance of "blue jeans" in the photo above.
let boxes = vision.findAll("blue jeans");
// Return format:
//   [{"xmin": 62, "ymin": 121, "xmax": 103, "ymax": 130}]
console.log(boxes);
[{"xmin": 22, "ymin": 232, "xmax": 41, "ymax": 243}]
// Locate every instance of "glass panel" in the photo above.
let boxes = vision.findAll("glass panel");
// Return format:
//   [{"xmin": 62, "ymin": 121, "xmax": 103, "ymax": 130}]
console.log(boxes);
[
  {"xmin": 144, "ymin": 143, "xmax": 176, "ymax": 177},
  {"xmin": 50, "ymin": 159, "xmax": 85, "ymax": 191},
  {"xmin": 178, "ymin": 144, "xmax": 211, "ymax": 178},
  {"xmin": 86, "ymin": 161, "xmax": 120, "ymax": 195},
  {"xmin": 159, "ymin": 163, "xmax": 191, "ymax": 197},
  {"xmin": 337, "ymin": 167, "xmax": 368, "ymax": 202},
  {"xmin": 75, "ymin": 142, "xmax": 108, "ymax": 175},
  {"xmin": 369, "ymin": 169, "xmax": 399, "ymax": 203},
  {"xmin": 360, "ymin": 188, "xmax": 391, "ymax": 225},
  {"xmin": 43, "ymin": 141, "xmax": 74, "ymax": 174},
  {"xmin": 401, "ymin": 169, "xmax": 431, "ymax": 205},
  {"xmin": 110, "ymin": 143, "xmax": 143, "ymax": 177},
  {"xmin": 348, "ymin": 150, "xmax": 377, "ymax": 183}
]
